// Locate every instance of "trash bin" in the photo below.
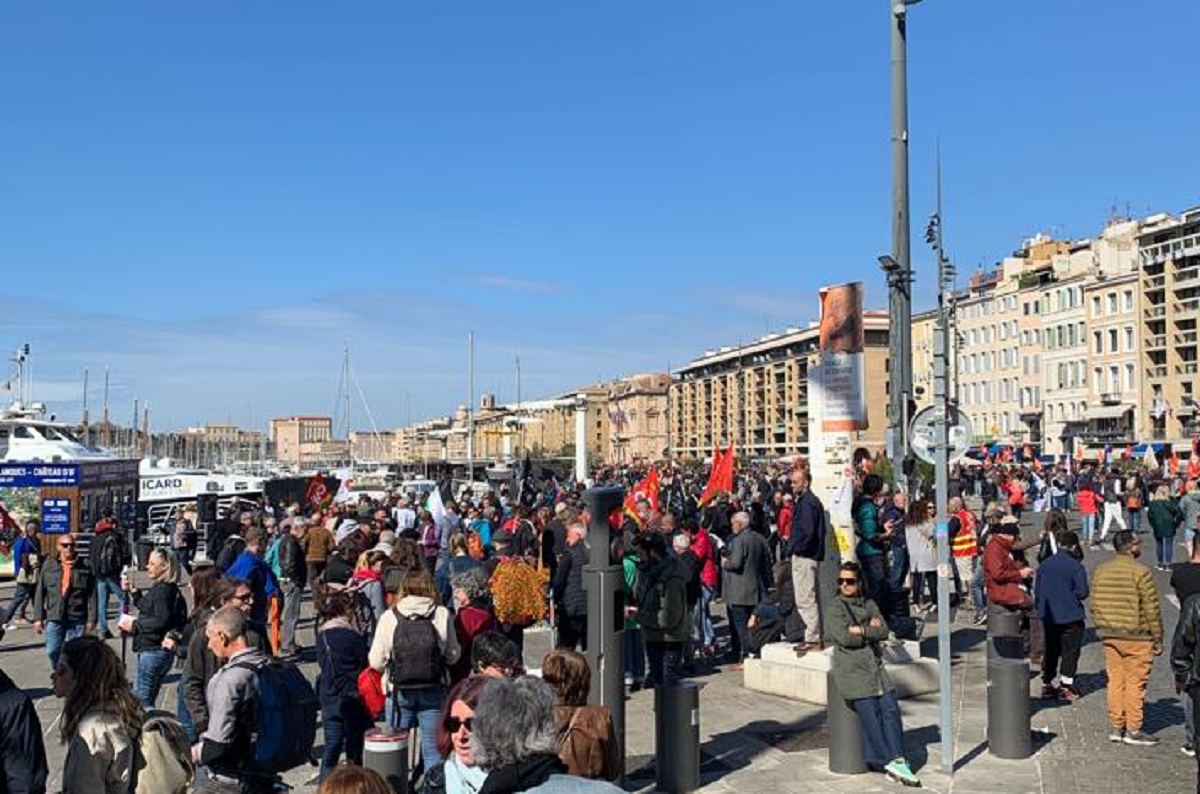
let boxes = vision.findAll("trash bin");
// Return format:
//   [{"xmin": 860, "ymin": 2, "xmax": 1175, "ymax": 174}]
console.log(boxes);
[{"xmin": 364, "ymin": 728, "xmax": 408, "ymax": 794}]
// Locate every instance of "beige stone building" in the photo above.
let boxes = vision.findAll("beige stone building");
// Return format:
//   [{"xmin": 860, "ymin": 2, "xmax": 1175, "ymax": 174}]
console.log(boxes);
[
  {"xmin": 270, "ymin": 415, "xmax": 347, "ymax": 467},
  {"xmin": 911, "ymin": 309, "xmax": 938, "ymax": 411},
  {"xmin": 669, "ymin": 314, "xmax": 890, "ymax": 461},
  {"xmin": 349, "ymin": 430, "xmax": 399, "ymax": 464},
  {"xmin": 956, "ymin": 267, "xmax": 1024, "ymax": 445},
  {"xmin": 607, "ymin": 374, "xmax": 669, "ymax": 464},
  {"xmin": 1140, "ymin": 207, "xmax": 1200, "ymax": 445}
]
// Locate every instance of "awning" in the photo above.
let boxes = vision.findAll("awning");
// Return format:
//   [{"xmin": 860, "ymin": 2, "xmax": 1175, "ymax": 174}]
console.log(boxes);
[
  {"xmin": 1132, "ymin": 442, "xmax": 1169, "ymax": 455},
  {"xmin": 1084, "ymin": 405, "xmax": 1133, "ymax": 421}
]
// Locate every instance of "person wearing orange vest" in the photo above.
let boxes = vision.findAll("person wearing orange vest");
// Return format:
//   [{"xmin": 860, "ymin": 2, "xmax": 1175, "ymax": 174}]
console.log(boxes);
[{"xmin": 947, "ymin": 497, "xmax": 981, "ymax": 622}]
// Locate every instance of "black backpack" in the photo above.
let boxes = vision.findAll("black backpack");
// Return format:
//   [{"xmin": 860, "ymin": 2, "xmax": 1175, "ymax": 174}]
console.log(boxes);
[
  {"xmin": 97, "ymin": 532, "xmax": 129, "ymax": 578},
  {"xmin": 216, "ymin": 536, "xmax": 246, "ymax": 573},
  {"xmin": 389, "ymin": 610, "xmax": 443, "ymax": 689}
]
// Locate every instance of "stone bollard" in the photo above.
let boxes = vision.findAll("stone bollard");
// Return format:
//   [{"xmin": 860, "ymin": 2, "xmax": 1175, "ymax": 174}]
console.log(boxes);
[{"xmin": 363, "ymin": 728, "xmax": 409, "ymax": 794}]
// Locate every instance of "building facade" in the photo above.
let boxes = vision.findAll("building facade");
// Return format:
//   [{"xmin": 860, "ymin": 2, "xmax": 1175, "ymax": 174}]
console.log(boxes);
[
  {"xmin": 270, "ymin": 416, "xmax": 347, "ymax": 468},
  {"xmin": 607, "ymin": 373, "xmax": 669, "ymax": 464},
  {"xmin": 670, "ymin": 314, "xmax": 890, "ymax": 461},
  {"xmin": 1140, "ymin": 207, "xmax": 1200, "ymax": 445}
]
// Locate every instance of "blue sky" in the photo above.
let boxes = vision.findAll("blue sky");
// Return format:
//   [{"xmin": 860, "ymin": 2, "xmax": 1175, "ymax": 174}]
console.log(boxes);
[{"xmin": 2, "ymin": 1, "xmax": 1197, "ymax": 432}]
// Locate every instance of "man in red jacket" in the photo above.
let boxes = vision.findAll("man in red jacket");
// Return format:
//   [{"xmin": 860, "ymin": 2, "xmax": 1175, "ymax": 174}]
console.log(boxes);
[{"xmin": 984, "ymin": 517, "xmax": 1034, "ymax": 610}]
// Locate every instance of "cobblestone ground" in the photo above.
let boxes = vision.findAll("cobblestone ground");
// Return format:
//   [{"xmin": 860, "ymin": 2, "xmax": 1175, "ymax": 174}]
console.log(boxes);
[{"xmin": 1, "ymin": 508, "xmax": 1196, "ymax": 793}]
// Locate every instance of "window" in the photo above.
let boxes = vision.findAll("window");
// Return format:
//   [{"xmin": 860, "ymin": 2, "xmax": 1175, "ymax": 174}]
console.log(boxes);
[
  {"xmin": 1108, "ymin": 329, "xmax": 1118, "ymax": 353},
  {"xmin": 1091, "ymin": 296, "xmax": 1101, "ymax": 317},
  {"xmin": 1109, "ymin": 366, "xmax": 1119, "ymax": 393},
  {"xmin": 1124, "ymin": 290, "xmax": 1134, "ymax": 311},
  {"xmin": 1125, "ymin": 363, "xmax": 1135, "ymax": 391},
  {"xmin": 1094, "ymin": 331, "xmax": 1103, "ymax": 354},
  {"xmin": 1125, "ymin": 326, "xmax": 1134, "ymax": 351},
  {"xmin": 1094, "ymin": 367, "xmax": 1103, "ymax": 394},
  {"xmin": 1107, "ymin": 292, "xmax": 1117, "ymax": 313}
]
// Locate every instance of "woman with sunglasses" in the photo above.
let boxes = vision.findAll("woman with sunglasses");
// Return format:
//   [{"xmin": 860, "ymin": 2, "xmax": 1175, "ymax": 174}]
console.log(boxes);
[
  {"xmin": 422, "ymin": 676, "xmax": 489, "ymax": 794},
  {"xmin": 828, "ymin": 561, "xmax": 920, "ymax": 787}
]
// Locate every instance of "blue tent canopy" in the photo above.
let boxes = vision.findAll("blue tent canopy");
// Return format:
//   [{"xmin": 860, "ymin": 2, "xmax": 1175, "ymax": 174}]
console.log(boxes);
[{"xmin": 1131, "ymin": 442, "xmax": 1168, "ymax": 455}]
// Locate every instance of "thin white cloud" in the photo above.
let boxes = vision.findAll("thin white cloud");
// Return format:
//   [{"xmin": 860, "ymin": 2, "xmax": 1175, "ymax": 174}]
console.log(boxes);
[{"xmin": 457, "ymin": 275, "xmax": 565, "ymax": 295}]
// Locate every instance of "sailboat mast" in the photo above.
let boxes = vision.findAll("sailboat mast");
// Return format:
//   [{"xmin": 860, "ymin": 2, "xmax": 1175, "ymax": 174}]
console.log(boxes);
[{"xmin": 82, "ymin": 368, "xmax": 90, "ymax": 446}]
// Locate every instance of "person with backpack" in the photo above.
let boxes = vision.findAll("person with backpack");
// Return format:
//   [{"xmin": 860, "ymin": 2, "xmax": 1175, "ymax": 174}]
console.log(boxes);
[
  {"xmin": 633, "ymin": 533, "xmax": 689, "ymax": 687},
  {"xmin": 181, "ymin": 579, "xmax": 272, "ymax": 742},
  {"xmin": 2, "ymin": 518, "xmax": 41, "ymax": 631},
  {"xmin": 197, "ymin": 605, "xmax": 317, "ymax": 794},
  {"xmin": 368, "ymin": 569, "xmax": 461, "ymax": 769},
  {"xmin": 316, "ymin": 591, "xmax": 372, "ymax": 782},
  {"xmin": 91, "ymin": 507, "xmax": 128, "ymax": 639},
  {"xmin": 54, "ymin": 635, "xmax": 143, "ymax": 793},
  {"xmin": 33, "ymin": 534, "xmax": 97, "ymax": 670},
  {"xmin": 124, "ymin": 548, "xmax": 189, "ymax": 709},
  {"xmin": 348, "ymin": 550, "xmax": 388, "ymax": 628}
]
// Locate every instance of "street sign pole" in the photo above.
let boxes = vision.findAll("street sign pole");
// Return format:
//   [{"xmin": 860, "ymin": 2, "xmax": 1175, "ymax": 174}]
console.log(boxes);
[{"xmin": 930, "ymin": 151, "xmax": 954, "ymax": 775}]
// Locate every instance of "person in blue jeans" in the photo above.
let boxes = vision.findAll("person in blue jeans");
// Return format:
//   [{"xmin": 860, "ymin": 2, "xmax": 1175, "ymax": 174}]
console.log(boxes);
[
  {"xmin": 316, "ymin": 589, "xmax": 372, "ymax": 781},
  {"xmin": 369, "ymin": 569, "xmax": 462, "ymax": 768},
  {"xmin": 854, "ymin": 475, "xmax": 891, "ymax": 608},
  {"xmin": 33, "ymin": 535, "xmax": 96, "ymax": 669},
  {"xmin": 125, "ymin": 548, "xmax": 188, "ymax": 709},
  {"xmin": 2, "ymin": 520, "xmax": 41, "ymax": 629}
]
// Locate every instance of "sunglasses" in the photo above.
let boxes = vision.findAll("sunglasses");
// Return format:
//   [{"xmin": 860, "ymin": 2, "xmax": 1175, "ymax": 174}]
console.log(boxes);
[
  {"xmin": 444, "ymin": 716, "xmax": 473, "ymax": 733},
  {"xmin": 232, "ymin": 593, "xmax": 254, "ymax": 602},
  {"xmin": 60, "ymin": 543, "xmax": 75, "ymax": 548},
  {"xmin": 838, "ymin": 578, "xmax": 858, "ymax": 585}
]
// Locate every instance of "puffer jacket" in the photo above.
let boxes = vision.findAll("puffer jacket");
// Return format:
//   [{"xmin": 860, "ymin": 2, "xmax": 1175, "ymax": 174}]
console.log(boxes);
[
  {"xmin": 827, "ymin": 593, "xmax": 891, "ymax": 701},
  {"xmin": 1091, "ymin": 553, "xmax": 1163, "ymax": 644}
]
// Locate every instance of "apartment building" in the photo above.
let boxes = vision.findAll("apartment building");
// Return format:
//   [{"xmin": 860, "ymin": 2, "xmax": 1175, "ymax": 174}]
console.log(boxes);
[
  {"xmin": 956, "ymin": 268, "xmax": 1023, "ymax": 445},
  {"xmin": 912, "ymin": 309, "xmax": 938, "ymax": 411},
  {"xmin": 270, "ymin": 415, "xmax": 347, "ymax": 467},
  {"xmin": 607, "ymin": 373, "xmax": 669, "ymax": 464},
  {"xmin": 1140, "ymin": 207, "xmax": 1200, "ymax": 444},
  {"xmin": 669, "ymin": 314, "xmax": 890, "ymax": 460},
  {"xmin": 1038, "ymin": 275, "xmax": 1089, "ymax": 456}
]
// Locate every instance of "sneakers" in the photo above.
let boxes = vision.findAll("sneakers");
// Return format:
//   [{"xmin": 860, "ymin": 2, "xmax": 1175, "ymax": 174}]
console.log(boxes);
[
  {"xmin": 1123, "ymin": 730, "xmax": 1160, "ymax": 746},
  {"xmin": 884, "ymin": 759, "xmax": 921, "ymax": 787},
  {"xmin": 1, "ymin": 623, "xmax": 16, "ymax": 632},
  {"xmin": 1183, "ymin": 745, "xmax": 1196, "ymax": 758},
  {"xmin": 1108, "ymin": 728, "xmax": 1125, "ymax": 742},
  {"xmin": 972, "ymin": 612, "xmax": 987, "ymax": 626}
]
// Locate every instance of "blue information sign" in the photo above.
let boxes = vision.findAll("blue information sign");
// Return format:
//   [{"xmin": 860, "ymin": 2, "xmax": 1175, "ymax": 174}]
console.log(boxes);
[
  {"xmin": 41, "ymin": 498, "xmax": 72, "ymax": 536},
  {"xmin": 0, "ymin": 464, "xmax": 81, "ymax": 487}
]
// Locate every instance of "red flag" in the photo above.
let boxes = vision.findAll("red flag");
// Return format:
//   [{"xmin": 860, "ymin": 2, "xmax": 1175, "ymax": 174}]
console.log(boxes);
[
  {"xmin": 1125, "ymin": 445, "xmax": 1134, "ymax": 461},
  {"xmin": 1172, "ymin": 451, "xmax": 1181, "ymax": 475},
  {"xmin": 623, "ymin": 468, "xmax": 661, "ymax": 525},
  {"xmin": 1189, "ymin": 457, "xmax": 1200, "ymax": 481},
  {"xmin": 699, "ymin": 444, "xmax": 735, "ymax": 507},
  {"xmin": 304, "ymin": 474, "xmax": 331, "ymax": 509}
]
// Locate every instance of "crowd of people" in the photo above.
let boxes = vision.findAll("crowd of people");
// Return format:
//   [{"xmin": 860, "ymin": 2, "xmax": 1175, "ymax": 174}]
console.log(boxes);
[{"xmin": 6, "ymin": 451, "xmax": 1200, "ymax": 792}]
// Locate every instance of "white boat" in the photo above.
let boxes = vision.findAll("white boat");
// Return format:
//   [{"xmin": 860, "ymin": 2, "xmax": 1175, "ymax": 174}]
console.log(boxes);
[{"xmin": 0, "ymin": 345, "xmax": 116, "ymax": 463}]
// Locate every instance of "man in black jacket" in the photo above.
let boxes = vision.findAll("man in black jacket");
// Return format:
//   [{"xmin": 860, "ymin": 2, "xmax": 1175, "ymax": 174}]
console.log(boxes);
[
  {"xmin": 722, "ymin": 512, "xmax": 772, "ymax": 667},
  {"xmin": 33, "ymin": 535, "xmax": 96, "ymax": 670},
  {"xmin": 551, "ymin": 522, "xmax": 589, "ymax": 651},
  {"xmin": 278, "ymin": 519, "xmax": 308, "ymax": 659},
  {"xmin": 787, "ymin": 468, "xmax": 827, "ymax": 655},
  {"xmin": 0, "ymin": 667, "xmax": 48, "ymax": 794},
  {"xmin": 1172, "ymin": 592, "xmax": 1200, "ymax": 784}
]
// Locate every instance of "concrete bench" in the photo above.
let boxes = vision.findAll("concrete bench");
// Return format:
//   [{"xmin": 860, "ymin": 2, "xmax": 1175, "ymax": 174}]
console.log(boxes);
[{"xmin": 743, "ymin": 640, "xmax": 939, "ymax": 705}]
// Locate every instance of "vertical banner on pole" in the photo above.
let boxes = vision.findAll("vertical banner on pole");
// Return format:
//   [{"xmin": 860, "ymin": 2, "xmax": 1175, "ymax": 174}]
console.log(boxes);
[{"xmin": 811, "ymin": 282, "xmax": 867, "ymax": 561}]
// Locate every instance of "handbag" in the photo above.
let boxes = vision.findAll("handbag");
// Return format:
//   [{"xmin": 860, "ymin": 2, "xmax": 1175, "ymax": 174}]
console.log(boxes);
[{"xmin": 357, "ymin": 667, "xmax": 386, "ymax": 719}]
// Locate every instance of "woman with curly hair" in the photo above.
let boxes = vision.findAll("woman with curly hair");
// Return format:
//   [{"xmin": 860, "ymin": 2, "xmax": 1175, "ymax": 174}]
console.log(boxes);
[{"xmin": 54, "ymin": 635, "xmax": 144, "ymax": 794}]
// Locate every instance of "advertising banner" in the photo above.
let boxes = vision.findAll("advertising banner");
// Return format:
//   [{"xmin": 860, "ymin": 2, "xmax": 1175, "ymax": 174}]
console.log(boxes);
[{"xmin": 817, "ymin": 282, "xmax": 868, "ymax": 432}]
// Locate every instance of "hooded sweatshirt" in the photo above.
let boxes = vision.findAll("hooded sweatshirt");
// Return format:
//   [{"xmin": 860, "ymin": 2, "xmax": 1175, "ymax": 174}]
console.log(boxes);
[{"xmin": 368, "ymin": 595, "xmax": 461, "ymax": 692}]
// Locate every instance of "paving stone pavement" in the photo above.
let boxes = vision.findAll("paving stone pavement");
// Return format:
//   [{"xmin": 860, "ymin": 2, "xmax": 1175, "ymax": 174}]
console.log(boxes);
[{"xmin": 1, "ymin": 510, "xmax": 1197, "ymax": 793}]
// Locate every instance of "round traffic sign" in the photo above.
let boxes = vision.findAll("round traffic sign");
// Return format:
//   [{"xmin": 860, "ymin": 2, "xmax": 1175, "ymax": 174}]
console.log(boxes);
[{"xmin": 908, "ymin": 405, "xmax": 974, "ymax": 465}]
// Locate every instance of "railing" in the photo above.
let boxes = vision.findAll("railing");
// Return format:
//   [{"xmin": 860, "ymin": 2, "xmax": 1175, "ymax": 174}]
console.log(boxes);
[
  {"xmin": 1178, "ymin": 298, "xmax": 1200, "ymax": 314},
  {"xmin": 1147, "ymin": 304, "xmax": 1167, "ymax": 319},
  {"xmin": 1178, "ymin": 330, "xmax": 1199, "ymax": 345},
  {"xmin": 1145, "ymin": 274, "xmax": 1166, "ymax": 289},
  {"xmin": 1179, "ymin": 362, "xmax": 1200, "ymax": 375},
  {"xmin": 1141, "ymin": 231, "xmax": 1200, "ymax": 264},
  {"xmin": 1149, "ymin": 365, "xmax": 1169, "ymax": 378},
  {"xmin": 1100, "ymin": 392, "xmax": 1122, "ymax": 405},
  {"xmin": 1145, "ymin": 334, "xmax": 1167, "ymax": 349}
]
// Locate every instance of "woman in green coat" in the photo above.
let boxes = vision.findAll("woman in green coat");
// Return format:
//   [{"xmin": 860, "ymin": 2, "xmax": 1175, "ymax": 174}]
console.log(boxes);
[
  {"xmin": 1147, "ymin": 484, "xmax": 1183, "ymax": 570},
  {"xmin": 828, "ymin": 561, "xmax": 919, "ymax": 788}
]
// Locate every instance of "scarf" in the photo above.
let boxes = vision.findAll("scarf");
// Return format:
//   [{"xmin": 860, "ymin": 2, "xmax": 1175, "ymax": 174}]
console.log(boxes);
[{"xmin": 477, "ymin": 754, "xmax": 566, "ymax": 794}]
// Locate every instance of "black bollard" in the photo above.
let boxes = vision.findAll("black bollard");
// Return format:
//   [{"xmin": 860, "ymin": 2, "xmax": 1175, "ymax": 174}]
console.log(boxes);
[
  {"xmin": 582, "ymin": 487, "xmax": 627, "ymax": 780},
  {"xmin": 363, "ymin": 728, "xmax": 409, "ymax": 794},
  {"xmin": 827, "ymin": 670, "xmax": 866, "ymax": 774},
  {"xmin": 655, "ymin": 682, "xmax": 700, "ymax": 794},
  {"xmin": 986, "ymin": 657, "xmax": 1032, "ymax": 759},
  {"xmin": 987, "ymin": 605, "xmax": 1024, "ymax": 662}
]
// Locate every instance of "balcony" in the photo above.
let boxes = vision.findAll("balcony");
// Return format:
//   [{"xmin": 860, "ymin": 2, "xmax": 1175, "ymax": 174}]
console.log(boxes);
[
  {"xmin": 1177, "ymin": 330, "xmax": 1199, "ymax": 346},
  {"xmin": 1178, "ymin": 298, "xmax": 1200, "ymax": 315},
  {"xmin": 1146, "ymin": 304, "xmax": 1168, "ymax": 319},
  {"xmin": 1176, "ymin": 266, "xmax": 1200, "ymax": 290},
  {"xmin": 1100, "ymin": 392, "xmax": 1123, "ymax": 405},
  {"xmin": 1145, "ymin": 273, "xmax": 1166, "ymax": 290},
  {"xmin": 1149, "ymin": 365, "xmax": 1169, "ymax": 379},
  {"xmin": 1145, "ymin": 334, "xmax": 1167, "ymax": 350},
  {"xmin": 1141, "ymin": 231, "xmax": 1200, "ymax": 265},
  {"xmin": 1179, "ymin": 362, "xmax": 1200, "ymax": 375}
]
